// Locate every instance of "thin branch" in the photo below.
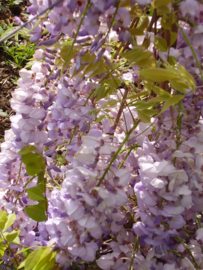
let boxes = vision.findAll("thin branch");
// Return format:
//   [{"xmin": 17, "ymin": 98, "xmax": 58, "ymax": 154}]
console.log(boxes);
[{"xmin": 0, "ymin": 0, "xmax": 64, "ymax": 43}]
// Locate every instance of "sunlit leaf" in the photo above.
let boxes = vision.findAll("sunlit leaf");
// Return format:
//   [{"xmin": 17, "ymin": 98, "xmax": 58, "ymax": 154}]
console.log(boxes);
[
  {"xmin": 25, "ymin": 204, "xmax": 47, "ymax": 222},
  {"xmin": 137, "ymin": 110, "xmax": 150, "ymax": 123},
  {"xmin": 102, "ymin": 99, "xmax": 118, "ymax": 108},
  {"xmin": 24, "ymin": 248, "xmax": 46, "ymax": 270},
  {"xmin": 139, "ymin": 68, "xmax": 177, "ymax": 82},
  {"xmin": 26, "ymin": 186, "xmax": 45, "ymax": 201},
  {"xmin": 154, "ymin": 37, "xmax": 168, "ymax": 52},
  {"xmin": 159, "ymin": 95, "xmax": 185, "ymax": 114},
  {"xmin": 18, "ymin": 145, "xmax": 39, "ymax": 155},
  {"xmin": 95, "ymin": 115, "xmax": 106, "ymax": 123},
  {"xmin": 4, "ymin": 230, "xmax": 20, "ymax": 243},
  {"xmin": 33, "ymin": 248, "xmax": 56, "ymax": 270},
  {"xmin": 154, "ymin": 0, "xmax": 172, "ymax": 8},
  {"xmin": 0, "ymin": 211, "xmax": 7, "ymax": 231},
  {"xmin": 3, "ymin": 213, "xmax": 16, "ymax": 232}
]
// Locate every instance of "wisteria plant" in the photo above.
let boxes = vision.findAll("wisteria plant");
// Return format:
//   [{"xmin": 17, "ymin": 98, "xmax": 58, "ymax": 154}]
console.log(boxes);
[{"xmin": 0, "ymin": 0, "xmax": 203, "ymax": 269}]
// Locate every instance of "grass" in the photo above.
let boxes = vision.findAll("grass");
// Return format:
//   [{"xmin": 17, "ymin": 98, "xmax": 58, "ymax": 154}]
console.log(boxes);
[{"xmin": 0, "ymin": 20, "xmax": 36, "ymax": 68}]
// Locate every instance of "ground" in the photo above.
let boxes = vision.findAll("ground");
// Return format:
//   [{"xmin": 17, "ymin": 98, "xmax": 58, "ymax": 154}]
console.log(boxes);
[{"xmin": 0, "ymin": 0, "xmax": 29, "ymax": 140}]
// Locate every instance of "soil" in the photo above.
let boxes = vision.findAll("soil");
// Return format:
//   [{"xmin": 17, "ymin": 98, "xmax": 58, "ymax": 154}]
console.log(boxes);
[{"xmin": 0, "ymin": 0, "xmax": 29, "ymax": 140}]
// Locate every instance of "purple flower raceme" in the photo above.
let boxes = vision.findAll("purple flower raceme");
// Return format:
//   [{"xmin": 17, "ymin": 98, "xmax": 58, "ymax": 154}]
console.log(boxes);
[{"xmin": 1, "ymin": 0, "xmax": 203, "ymax": 269}]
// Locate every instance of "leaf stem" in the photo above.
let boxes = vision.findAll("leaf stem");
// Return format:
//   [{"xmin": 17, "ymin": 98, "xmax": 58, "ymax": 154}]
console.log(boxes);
[
  {"xmin": 129, "ymin": 236, "xmax": 140, "ymax": 270},
  {"xmin": 175, "ymin": 22, "xmax": 203, "ymax": 83},
  {"xmin": 97, "ymin": 120, "xmax": 140, "ymax": 186}
]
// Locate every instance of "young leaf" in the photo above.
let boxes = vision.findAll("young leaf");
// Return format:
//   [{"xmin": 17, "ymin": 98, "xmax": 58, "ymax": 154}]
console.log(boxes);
[
  {"xmin": 145, "ymin": 82, "xmax": 171, "ymax": 97},
  {"xmin": 130, "ymin": 4, "xmax": 143, "ymax": 18},
  {"xmin": 24, "ymin": 248, "xmax": 46, "ymax": 270},
  {"xmin": 154, "ymin": 0, "xmax": 172, "ymax": 8},
  {"xmin": 154, "ymin": 37, "xmax": 168, "ymax": 52},
  {"xmin": 157, "ymin": 6, "xmax": 170, "ymax": 15},
  {"xmin": 21, "ymin": 153, "xmax": 41, "ymax": 165},
  {"xmin": 95, "ymin": 115, "xmax": 106, "ymax": 123},
  {"xmin": 139, "ymin": 68, "xmax": 177, "ymax": 82},
  {"xmin": 3, "ymin": 212, "xmax": 16, "ymax": 232},
  {"xmin": 25, "ymin": 204, "xmax": 47, "ymax": 222},
  {"xmin": 137, "ymin": 110, "xmax": 150, "ymax": 123},
  {"xmin": 33, "ymin": 248, "xmax": 56, "ymax": 270},
  {"xmin": 170, "ymin": 32, "xmax": 178, "ymax": 46},
  {"xmin": 18, "ymin": 145, "xmax": 39, "ymax": 155},
  {"xmin": 4, "ymin": 230, "xmax": 20, "ymax": 243},
  {"xmin": 159, "ymin": 95, "xmax": 185, "ymax": 114},
  {"xmin": 147, "ymin": 96, "xmax": 169, "ymax": 103},
  {"xmin": 102, "ymin": 100, "xmax": 118, "ymax": 108},
  {"xmin": 101, "ymin": 78, "xmax": 121, "ymax": 88},
  {"xmin": 0, "ymin": 243, "xmax": 6, "ymax": 259},
  {"xmin": 26, "ymin": 186, "xmax": 45, "ymax": 201},
  {"xmin": 0, "ymin": 211, "xmax": 7, "ymax": 231},
  {"xmin": 134, "ymin": 101, "xmax": 153, "ymax": 110},
  {"xmin": 25, "ymin": 162, "xmax": 43, "ymax": 176}
]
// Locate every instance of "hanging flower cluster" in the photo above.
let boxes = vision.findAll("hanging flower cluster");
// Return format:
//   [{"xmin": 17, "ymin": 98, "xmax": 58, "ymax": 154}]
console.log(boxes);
[{"xmin": 1, "ymin": 0, "xmax": 203, "ymax": 269}]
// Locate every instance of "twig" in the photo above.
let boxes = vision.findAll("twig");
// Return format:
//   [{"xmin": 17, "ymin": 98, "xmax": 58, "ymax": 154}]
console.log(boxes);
[{"xmin": 0, "ymin": 0, "xmax": 64, "ymax": 43}]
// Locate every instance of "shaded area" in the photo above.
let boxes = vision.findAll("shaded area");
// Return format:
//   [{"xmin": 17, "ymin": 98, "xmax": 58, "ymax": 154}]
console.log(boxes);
[{"xmin": 0, "ymin": 0, "xmax": 29, "ymax": 140}]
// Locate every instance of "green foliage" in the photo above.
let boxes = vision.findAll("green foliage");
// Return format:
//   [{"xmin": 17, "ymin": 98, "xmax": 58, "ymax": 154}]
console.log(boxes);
[
  {"xmin": 0, "ymin": 5, "xmax": 8, "ymax": 12},
  {"xmin": 154, "ymin": 37, "xmax": 168, "ymax": 52},
  {"xmin": 0, "ymin": 21, "xmax": 35, "ymax": 68},
  {"xmin": 1, "ymin": 40, "xmax": 36, "ymax": 68},
  {"xmin": 121, "ymin": 46, "xmax": 156, "ymax": 67},
  {"xmin": 0, "ymin": 211, "xmax": 20, "ymax": 263},
  {"xmin": 18, "ymin": 146, "xmax": 48, "ymax": 222},
  {"xmin": 18, "ymin": 247, "xmax": 56, "ymax": 270}
]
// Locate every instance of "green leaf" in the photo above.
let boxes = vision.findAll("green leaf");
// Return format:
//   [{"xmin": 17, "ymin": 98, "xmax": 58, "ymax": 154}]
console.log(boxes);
[
  {"xmin": 24, "ymin": 247, "xmax": 46, "ymax": 270},
  {"xmin": 121, "ymin": 47, "xmax": 152, "ymax": 62},
  {"xmin": 145, "ymin": 82, "xmax": 171, "ymax": 97},
  {"xmin": 141, "ymin": 109, "xmax": 158, "ymax": 116},
  {"xmin": 26, "ymin": 162, "xmax": 43, "ymax": 176},
  {"xmin": 161, "ymin": 13, "xmax": 176, "ymax": 30},
  {"xmin": 176, "ymin": 64, "xmax": 195, "ymax": 91},
  {"xmin": 128, "ymin": 91, "xmax": 149, "ymax": 99},
  {"xmin": 26, "ymin": 186, "xmax": 44, "ymax": 201},
  {"xmin": 102, "ymin": 100, "xmax": 118, "ymax": 108},
  {"xmin": 0, "ymin": 243, "xmax": 6, "ymax": 259},
  {"xmin": 18, "ymin": 145, "xmax": 39, "ymax": 155},
  {"xmin": 17, "ymin": 260, "xmax": 25, "ymax": 269},
  {"xmin": 0, "ymin": 5, "xmax": 8, "ymax": 12},
  {"xmin": 139, "ymin": 68, "xmax": 177, "ymax": 82},
  {"xmin": 21, "ymin": 153, "xmax": 40, "ymax": 165},
  {"xmin": 3, "ymin": 213, "xmax": 16, "ymax": 232},
  {"xmin": 157, "ymin": 6, "xmax": 170, "ymax": 15},
  {"xmin": 170, "ymin": 32, "xmax": 178, "ymax": 46},
  {"xmin": 33, "ymin": 248, "xmax": 56, "ymax": 270},
  {"xmin": 154, "ymin": 37, "xmax": 168, "ymax": 52},
  {"xmin": 95, "ymin": 115, "xmax": 106, "ymax": 123},
  {"xmin": 151, "ymin": 126, "xmax": 157, "ymax": 133},
  {"xmin": 129, "ymin": 27, "xmax": 144, "ymax": 36},
  {"xmin": 137, "ymin": 110, "xmax": 150, "ymax": 123},
  {"xmin": 130, "ymin": 4, "xmax": 143, "ymax": 18},
  {"xmin": 134, "ymin": 101, "xmax": 153, "ymax": 110},
  {"xmin": 159, "ymin": 95, "xmax": 185, "ymax": 114},
  {"xmin": 147, "ymin": 96, "xmax": 169, "ymax": 103},
  {"xmin": 25, "ymin": 204, "xmax": 47, "ymax": 222},
  {"xmin": 4, "ymin": 230, "xmax": 20, "ymax": 243},
  {"xmin": 101, "ymin": 78, "xmax": 121, "ymax": 88},
  {"xmin": 0, "ymin": 211, "xmax": 7, "ymax": 231},
  {"xmin": 154, "ymin": 0, "xmax": 172, "ymax": 8},
  {"xmin": 168, "ymin": 56, "xmax": 177, "ymax": 66}
]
